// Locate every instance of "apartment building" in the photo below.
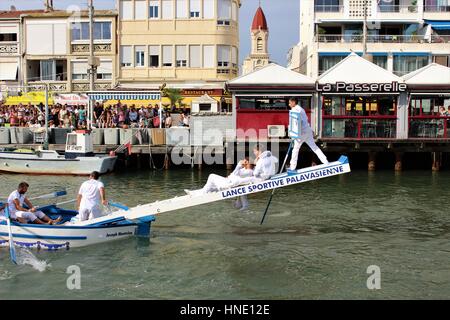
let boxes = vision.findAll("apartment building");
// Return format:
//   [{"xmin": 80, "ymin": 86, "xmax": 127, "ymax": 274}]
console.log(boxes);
[
  {"xmin": 117, "ymin": 0, "xmax": 241, "ymax": 90},
  {"xmin": 288, "ymin": 0, "xmax": 450, "ymax": 78},
  {"xmin": 21, "ymin": 9, "xmax": 118, "ymax": 93}
]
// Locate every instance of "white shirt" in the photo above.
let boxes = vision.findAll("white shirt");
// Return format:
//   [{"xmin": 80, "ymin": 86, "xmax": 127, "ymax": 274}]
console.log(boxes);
[
  {"xmin": 7, "ymin": 190, "xmax": 26, "ymax": 217},
  {"xmin": 78, "ymin": 179, "xmax": 104, "ymax": 209},
  {"xmin": 292, "ymin": 105, "xmax": 313, "ymax": 135},
  {"xmin": 254, "ymin": 151, "xmax": 279, "ymax": 180},
  {"xmin": 230, "ymin": 163, "xmax": 254, "ymax": 178}
]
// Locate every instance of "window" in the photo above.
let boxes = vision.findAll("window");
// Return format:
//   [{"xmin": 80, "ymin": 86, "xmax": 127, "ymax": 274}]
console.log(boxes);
[
  {"xmin": 176, "ymin": 0, "xmax": 188, "ymax": 18},
  {"xmin": 434, "ymin": 55, "xmax": 450, "ymax": 67},
  {"xmin": 135, "ymin": 46, "xmax": 145, "ymax": 67},
  {"xmin": 217, "ymin": 45, "xmax": 230, "ymax": 67},
  {"xmin": 393, "ymin": 55, "xmax": 429, "ymax": 76},
  {"xmin": 135, "ymin": 1, "xmax": 147, "ymax": 20},
  {"xmin": 203, "ymin": 45, "xmax": 214, "ymax": 68},
  {"xmin": 71, "ymin": 61, "xmax": 88, "ymax": 80},
  {"xmin": 0, "ymin": 33, "xmax": 17, "ymax": 42},
  {"xmin": 176, "ymin": 45, "xmax": 187, "ymax": 67},
  {"xmin": 121, "ymin": 45, "xmax": 132, "ymax": 67},
  {"xmin": 318, "ymin": 55, "xmax": 345, "ymax": 75},
  {"xmin": 203, "ymin": 0, "xmax": 214, "ymax": 18},
  {"xmin": 373, "ymin": 55, "xmax": 388, "ymax": 70},
  {"xmin": 190, "ymin": 0, "xmax": 201, "ymax": 18},
  {"xmin": 40, "ymin": 60, "xmax": 56, "ymax": 81},
  {"xmin": 218, "ymin": 0, "xmax": 231, "ymax": 24},
  {"xmin": 72, "ymin": 22, "xmax": 111, "ymax": 41},
  {"xmin": 149, "ymin": 45, "xmax": 160, "ymax": 67},
  {"xmin": 162, "ymin": 0, "xmax": 174, "ymax": 19},
  {"xmin": 120, "ymin": 0, "xmax": 133, "ymax": 20},
  {"xmin": 93, "ymin": 22, "xmax": 112, "ymax": 41},
  {"xmin": 149, "ymin": 1, "xmax": 159, "ymax": 18},
  {"xmin": 314, "ymin": 0, "xmax": 340, "ymax": 12},
  {"xmin": 97, "ymin": 60, "xmax": 113, "ymax": 80},
  {"xmin": 257, "ymin": 37, "xmax": 263, "ymax": 52},
  {"xmin": 232, "ymin": 46, "xmax": 237, "ymax": 68},
  {"xmin": 190, "ymin": 45, "xmax": 201, "ymax": 68},
  {"xmin": 162, "ymin": 45, "xmax": 173, "ymax": 67}
]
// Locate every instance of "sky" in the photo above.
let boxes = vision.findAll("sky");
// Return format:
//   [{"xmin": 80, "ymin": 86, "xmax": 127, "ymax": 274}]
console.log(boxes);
[{"xmin": 0, "ymin": 0, "xmax": 300, "ymax": 66}]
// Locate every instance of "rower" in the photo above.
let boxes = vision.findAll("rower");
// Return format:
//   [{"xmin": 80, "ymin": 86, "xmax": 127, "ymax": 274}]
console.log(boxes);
[
  {"xmin": 76, "ymin": 171, "xmax": 108, "ymax": 221},
  {"xmin": 288, "ymin": 97, "xmax": 328, "ymax": 172},
  {"xmin": 7, "ymin": 182, "xmax": 62, "ymax": 225},
  {"xmin": 185, "ymin": 144, "xmax": 278, "ymax": 196}
]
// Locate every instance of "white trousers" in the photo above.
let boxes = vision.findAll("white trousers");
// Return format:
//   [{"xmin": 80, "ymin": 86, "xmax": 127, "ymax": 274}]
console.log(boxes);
[
  {"xmin": 78, "ymin": 205, "xmax": 103, "ymax": 221},
  {"xmin": 290, "ymin": 131, "xmax": 328, "ymax": 170},
  {"xmin": 15, "ymin": 210, "xmax": 46, "ymax": 223}
]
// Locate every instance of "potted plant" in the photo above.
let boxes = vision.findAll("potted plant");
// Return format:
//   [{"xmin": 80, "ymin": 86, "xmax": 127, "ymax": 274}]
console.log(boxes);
[{"xmin": 409, "ymin": 0, "xmax": 417, "ymax": 12}]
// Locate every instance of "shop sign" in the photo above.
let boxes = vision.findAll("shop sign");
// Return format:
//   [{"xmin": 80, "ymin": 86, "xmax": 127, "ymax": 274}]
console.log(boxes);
[{"xmin": 317, "ymin": 81, "xmax": 408, "ymax": 93}]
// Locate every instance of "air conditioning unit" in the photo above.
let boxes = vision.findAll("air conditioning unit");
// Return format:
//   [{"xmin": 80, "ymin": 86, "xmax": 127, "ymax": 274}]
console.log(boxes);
[{"xmin": 267, "ymin": 125, "xmax": 286, "ymax": 138}]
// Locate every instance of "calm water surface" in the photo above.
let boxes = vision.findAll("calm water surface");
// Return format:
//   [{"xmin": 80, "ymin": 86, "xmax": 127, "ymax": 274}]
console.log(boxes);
[{"xmin": 0, "ymin": 168, "xmax": 449, "ymax": 299}]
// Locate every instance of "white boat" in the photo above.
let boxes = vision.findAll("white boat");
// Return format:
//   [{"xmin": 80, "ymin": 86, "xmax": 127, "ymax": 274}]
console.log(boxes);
[
  {"xmin": 0, "ymin": 156, "xmax": 351, "ymax": 250},
  {"xmin": 0, "ymin": 131, "xmax": 117, "ymax": 175},
  {"xmin": 0, "ymin": 204, "xmax": 154, "ymax": 250}
]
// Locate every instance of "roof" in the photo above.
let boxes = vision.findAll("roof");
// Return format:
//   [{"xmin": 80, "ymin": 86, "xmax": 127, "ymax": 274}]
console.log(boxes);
[
  {"xmin": 318, "ymin": 53, "xmax": 403, "ymax": 84},
  {"xmin": 0, "ymin": 10, "xmax": 44, "ymax": 19},
  {"xmin": 403, "ymin": 63, "xmax": 450, "ymax": 85},
  {"xmin": 228, "ymin": 63, "xmax": 315, "ymax": 86},
  {"xmin": 251, "ymin": 7, "xmax": 268, "ymax": 31},
  {"xmin": 0, "ymin": 9, "xmax": 116, "ymax": 19},
  {"xmin": 192, "ymin": 94, "xmax": 218, "ymax": 104}
]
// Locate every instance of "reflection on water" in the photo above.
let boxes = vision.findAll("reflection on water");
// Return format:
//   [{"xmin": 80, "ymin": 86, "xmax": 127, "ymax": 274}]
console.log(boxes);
[{"xmin": 1, "ymin": 168, "xmax": 450, "ymax": 299}]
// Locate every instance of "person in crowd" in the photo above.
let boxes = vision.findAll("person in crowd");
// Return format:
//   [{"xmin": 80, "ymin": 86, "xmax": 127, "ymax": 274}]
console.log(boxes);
[
  {"xmin": 7, "ymin": 182, "xmax": 62, "ymax": 225},
  {"xmin": 165, "ymin": 112, "xmax": 172, "ymax": 128}
]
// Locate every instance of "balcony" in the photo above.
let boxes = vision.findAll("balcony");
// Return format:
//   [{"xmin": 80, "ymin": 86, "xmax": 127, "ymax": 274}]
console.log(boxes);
[
  {"xmin": 315, "ymin": 5, "xmax": 344, "ymax": 13},
  {"xmin": 317, "ymin": 34, "xmax": 450, "ymax": 44},
  {"xmin": 377, "ymin": 4, "xmax": 418, "ymax": 13},
  {"xmin": 424, "ymin": 5, "xmax": 450, "ymax": 12},
  {"xmin": 27, "ymin": 82, "xmax": 69, "ymax": 92},
  {"xmin": 72, "ymin": 82, "xmax": 112, "ymax": 92},
  {"xmin": 0, "ymin": 42, "xmax": 18, "ymax": 55},
  {"xmin": 71, "ymin": 43, "xmax": 113, "ymax": 54}
]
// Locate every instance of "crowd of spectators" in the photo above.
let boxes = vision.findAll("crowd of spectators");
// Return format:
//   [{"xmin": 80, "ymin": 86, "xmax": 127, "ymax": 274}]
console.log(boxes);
[{"xmin": 0, "ymin": 101, "xmax": 191, "ymax": 129}]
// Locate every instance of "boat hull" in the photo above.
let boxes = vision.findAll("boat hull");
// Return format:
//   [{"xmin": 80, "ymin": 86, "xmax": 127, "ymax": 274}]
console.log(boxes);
[
  {"xmin": 0, "ymin": 222, "xmax": 137, "ymax": 250},
  {"xmin": 0, "ymin": 154, "xmax": 117, "ymax": 175}
]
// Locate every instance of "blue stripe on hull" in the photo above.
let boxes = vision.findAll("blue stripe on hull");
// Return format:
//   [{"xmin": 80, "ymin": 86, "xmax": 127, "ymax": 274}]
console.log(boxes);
[{"xmin": 0, "ymin": 232, "xmax": 86, "ymax": 240}]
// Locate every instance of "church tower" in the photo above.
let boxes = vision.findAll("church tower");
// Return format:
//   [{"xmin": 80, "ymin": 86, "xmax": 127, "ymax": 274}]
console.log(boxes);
[{"xmin": 242, "ymin": 4, "xmax": 270, "ymax": 75}]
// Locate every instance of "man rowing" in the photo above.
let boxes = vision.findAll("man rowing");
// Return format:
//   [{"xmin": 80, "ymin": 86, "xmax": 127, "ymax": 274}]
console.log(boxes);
[
  {"xmin": 185, "ymin": 144, "xmax": 278, "ymax": 196},
  {"xmin": 76, "ymin": 171, "xmax": 108, "ymax": 221},
  {"xmin": 288, "ymin": 97, "xmax": 328, "ymax": 172},
  {"xmin": 7, "ymin": 182, "xmax": 62, "ymax": 225}
]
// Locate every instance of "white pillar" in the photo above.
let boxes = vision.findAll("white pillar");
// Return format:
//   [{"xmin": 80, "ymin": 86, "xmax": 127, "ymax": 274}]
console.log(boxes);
[{"xmin": 396, "ymin": 92, "xmax": 409, "ymax": 139}]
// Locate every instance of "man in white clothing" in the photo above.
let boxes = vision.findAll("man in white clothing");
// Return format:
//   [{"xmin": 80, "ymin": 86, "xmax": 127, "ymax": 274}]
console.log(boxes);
[
  {"xmin": 7, "ymin": 182, "xmax": 62, "ymax": 225},
  {"xmin": 288, "ymin": 97, "xmax": 328, "ymax": 171},
  {"xmin": 185, "ymin": 145, "xmax": 278, "ymax": 196},
  {"xmin": 77, "ymin": 171, "xmax": 107, "ymax": 221}
]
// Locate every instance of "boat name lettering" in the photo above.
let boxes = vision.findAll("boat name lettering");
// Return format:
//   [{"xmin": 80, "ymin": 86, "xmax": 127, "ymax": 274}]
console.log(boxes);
[
  {"xmin": 220, "ymin": 165, "xmax": 344, "ymax": 198},
  {"xmin": 106, "ymin": 232, "xmax": 133, "ymax": 238}
]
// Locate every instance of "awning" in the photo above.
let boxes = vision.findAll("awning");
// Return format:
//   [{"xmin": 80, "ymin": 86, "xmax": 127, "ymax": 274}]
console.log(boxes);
[
  {"xmin": 425, "ymin": 20, "xmax": 450, "ymax": 30},
  {"xmin": 87, "ymin": 91, "xmax": 161, "ymax": 101},
  {"xmin": 0, "ymin": 62, "xmax": 18, "ymax": 81}
]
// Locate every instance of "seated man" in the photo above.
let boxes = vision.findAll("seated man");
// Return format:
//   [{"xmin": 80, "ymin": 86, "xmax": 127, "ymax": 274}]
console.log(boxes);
[
  {"xmin": 185, "ymin": 144, "xmax": 278, "ymax": 196},
  {"xmin": 232, "ymin": 158, "xmax": 254, "ymax": 211},
  {"xmin": 7, "ymin": 182, "xmax": 62, "ymax": 225}
]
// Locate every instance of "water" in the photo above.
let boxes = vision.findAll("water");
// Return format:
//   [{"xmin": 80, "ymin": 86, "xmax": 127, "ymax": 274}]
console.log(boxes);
[{"xmin": 1, "ymin": 169, "xmax": 450, "ymax": 299}]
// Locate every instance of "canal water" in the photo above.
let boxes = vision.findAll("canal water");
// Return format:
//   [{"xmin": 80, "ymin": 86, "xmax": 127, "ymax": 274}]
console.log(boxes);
[{"xmin": 0, "ymin": 168, "xmax": 449, "ymax": 299}]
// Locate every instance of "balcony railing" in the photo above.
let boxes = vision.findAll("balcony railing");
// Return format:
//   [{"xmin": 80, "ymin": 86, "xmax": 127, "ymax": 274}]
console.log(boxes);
[
  {"xmin": 27, "ymin": 82, "xmax": 68, "ymax": 92},
  {"xmin": 314, "ymin": 5, "xmax": 344, "ymax": 13},
  {"xmin": 317, "ymin": 34, "xmax": 450, "ymax": 43},
  {"xmin": 323, "ymin": 117, "xmax": 397, "ymax": 139},
  {"xmin": 377, "ymin": 5, "xmax": 418, "ymax": 13},
  {"xmin": 0, "ymin": 42, "xmax": 18, "ymax": 55},
  {"xmin": 424, "ymin": 5, "xmax": 450, "ymax": 12}
]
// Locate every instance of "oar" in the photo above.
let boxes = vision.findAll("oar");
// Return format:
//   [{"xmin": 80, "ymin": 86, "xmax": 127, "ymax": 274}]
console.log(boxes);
[
  {"xmin": 29, "ymin": 190, "xmax": 67, "ymax": 201},
  {"xmin": 260, "ymin": 140, "xmax": 294, "ymax": 225},
  {"xmin": 4, "ymin": 206, "xmax": 17, "ymax": 265}
]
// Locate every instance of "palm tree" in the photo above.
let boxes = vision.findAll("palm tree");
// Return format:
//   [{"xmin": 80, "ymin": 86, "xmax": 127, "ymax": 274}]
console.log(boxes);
[{"xmin": 163, "ymin": 88, "xmax": 184, "ymax": 109}]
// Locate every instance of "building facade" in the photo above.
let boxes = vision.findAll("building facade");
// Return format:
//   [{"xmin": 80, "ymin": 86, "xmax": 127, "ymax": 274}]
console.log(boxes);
[
  {"xmin": 21, "ymin": 10, "xmax": 118, "ymax": 93},
  {"xmin": 117, "ymin": 0, "xmax": 240, "ymax": 90},
  {"xmin": 288, "ymin": 0, "xmax": 450, "ymax": 78},
  {"xmin": 242, "ymin": 5, "xmax": 270, "ymax": 75},
  {"xmin": 0, "ymin": 10, "xmax": 27, "ymax": 89}
]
